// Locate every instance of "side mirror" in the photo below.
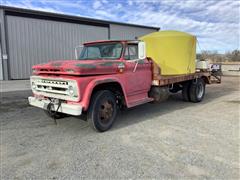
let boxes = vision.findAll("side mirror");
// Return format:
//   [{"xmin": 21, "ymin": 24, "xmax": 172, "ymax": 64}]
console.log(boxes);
[
  {"xmin": 74, "ymin": 45, "xmax": 83, "ymax": 59},
  {"xmin": 138, "ymin": 41, "xmax": 146, "ymax": 59}
]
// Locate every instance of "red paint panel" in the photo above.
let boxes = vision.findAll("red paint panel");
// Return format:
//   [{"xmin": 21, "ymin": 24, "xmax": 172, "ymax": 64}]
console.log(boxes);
[{"xmin": 31, "ymin": 41, "xmax": 153, "ymax": 111}]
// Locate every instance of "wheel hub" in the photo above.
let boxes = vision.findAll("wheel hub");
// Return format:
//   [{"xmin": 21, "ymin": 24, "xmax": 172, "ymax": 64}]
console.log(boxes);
[
  {"xmin": 197, "ymin": 83, "xmax": 204, "ymax": 99},
  {"xmin": 99, "ymin": 100, "xmax": 113, "ymax": 124}
]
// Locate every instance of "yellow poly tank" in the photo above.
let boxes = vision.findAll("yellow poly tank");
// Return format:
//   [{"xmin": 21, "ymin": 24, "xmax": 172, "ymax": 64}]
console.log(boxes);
[{"xmin": 140, "ymin": 31, "xmax": 196, "ymax": 75}]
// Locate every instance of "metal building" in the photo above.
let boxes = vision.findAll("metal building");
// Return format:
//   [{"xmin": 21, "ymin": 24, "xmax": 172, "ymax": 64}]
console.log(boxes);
[{"xmin": 0, "ymin": 6, "xmax": 159, "ymax": 80}]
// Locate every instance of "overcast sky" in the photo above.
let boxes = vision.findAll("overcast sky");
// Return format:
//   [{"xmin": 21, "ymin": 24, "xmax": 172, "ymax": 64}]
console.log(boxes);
[{"xmin": 1, "ymin": 0, "xmax": 239, "ymax": 53}]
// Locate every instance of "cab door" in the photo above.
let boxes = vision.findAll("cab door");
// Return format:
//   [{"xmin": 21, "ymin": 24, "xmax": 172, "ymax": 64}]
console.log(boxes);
[{"xmin": 123, "ymin": 43, "xmax": 152, "ymax": 96}]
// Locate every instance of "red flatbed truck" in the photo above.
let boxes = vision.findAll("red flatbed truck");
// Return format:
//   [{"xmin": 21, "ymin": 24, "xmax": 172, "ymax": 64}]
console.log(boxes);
[{"xmin": 28, "ymin": 32, "xmax": 220, "ymax": 132}]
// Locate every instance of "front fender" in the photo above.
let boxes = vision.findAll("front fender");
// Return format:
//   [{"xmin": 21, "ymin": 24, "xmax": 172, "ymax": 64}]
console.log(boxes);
[{"xmin": 80, "ymin": 77, "xmax": 127, "ymax": 111}]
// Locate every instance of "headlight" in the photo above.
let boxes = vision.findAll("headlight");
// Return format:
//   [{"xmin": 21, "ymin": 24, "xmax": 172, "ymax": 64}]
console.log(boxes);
[
  {"xmin": 32, "ymin": 82, "xmax": 36, "ymax": 90},
  {"xmin": 68, "ymin": 85, "xmax": 74, "ymax": 96},
  {"xmin": 68, "ymin": 83, "xmax": 79, "ymax": 98}
]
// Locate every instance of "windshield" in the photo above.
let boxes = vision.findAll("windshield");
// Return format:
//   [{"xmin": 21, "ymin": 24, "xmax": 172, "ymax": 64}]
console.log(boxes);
[{"xmin": 79, "ymin": 43, "xmax": 123, "ymax": 60}]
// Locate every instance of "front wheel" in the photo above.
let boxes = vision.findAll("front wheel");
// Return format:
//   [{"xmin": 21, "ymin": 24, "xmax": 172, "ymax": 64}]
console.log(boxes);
[{"xmin": 87, "ymin": 90, "xmax": 117, "ymax": 132}]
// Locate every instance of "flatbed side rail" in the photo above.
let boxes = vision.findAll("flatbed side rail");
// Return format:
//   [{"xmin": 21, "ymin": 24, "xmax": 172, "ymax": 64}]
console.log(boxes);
[{"xmin": 152, "ymin": 71, "xmax": 222, "ymax": 86}]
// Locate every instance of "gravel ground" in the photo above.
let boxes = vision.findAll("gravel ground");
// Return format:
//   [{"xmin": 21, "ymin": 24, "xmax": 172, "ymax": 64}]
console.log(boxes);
[{"xmin": 0, "ymin": 77, "xmax": 239, "ymax": 179}]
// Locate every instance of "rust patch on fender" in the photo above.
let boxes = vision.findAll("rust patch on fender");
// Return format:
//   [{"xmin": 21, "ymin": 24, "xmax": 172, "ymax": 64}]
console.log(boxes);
[
  {"xmin": 94, "ymin": 79, "xmax": 115, "ymax": 86},
  {"xmin": 75, "ymin": 64, "xmax": 96, "ymax": 69}
]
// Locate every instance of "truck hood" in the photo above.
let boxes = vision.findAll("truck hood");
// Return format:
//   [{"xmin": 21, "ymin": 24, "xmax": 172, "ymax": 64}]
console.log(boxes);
[{"xmin": 32, "ymin": 60, "xmax": 124, "ymax": 76}]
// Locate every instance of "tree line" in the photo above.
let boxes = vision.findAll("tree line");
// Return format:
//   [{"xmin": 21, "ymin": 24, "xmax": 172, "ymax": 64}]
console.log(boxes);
[{"xmin": 197, "ymin": 50, "xmax": 240, "ymax": 62}]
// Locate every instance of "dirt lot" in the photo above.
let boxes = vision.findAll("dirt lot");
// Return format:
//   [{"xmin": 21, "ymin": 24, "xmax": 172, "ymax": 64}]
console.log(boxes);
[{"xmin": 0, "ymin": 77, "xmax": 239, "ymax": 179}]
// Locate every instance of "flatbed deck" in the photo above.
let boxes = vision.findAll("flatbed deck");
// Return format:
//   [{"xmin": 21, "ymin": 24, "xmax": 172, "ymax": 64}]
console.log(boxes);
[{"xmin": 152, "ymin": 71, "xmax": 212, "ymax": 86}]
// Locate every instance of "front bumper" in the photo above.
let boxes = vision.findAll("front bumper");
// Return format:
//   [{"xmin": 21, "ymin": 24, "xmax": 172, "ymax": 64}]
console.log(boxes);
[{"xmin": 28, "ymin": 96, "xmax": 82, "ymax": 116}]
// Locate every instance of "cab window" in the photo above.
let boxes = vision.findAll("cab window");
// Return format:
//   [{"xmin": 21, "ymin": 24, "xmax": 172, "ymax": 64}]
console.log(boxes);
[
  {"xmin": 124, "ymin": 44, "xmax": 138, "ymax": 60},
  {"xmin": 79, "ymin": 43, "xmax": 123, "ymax": 60}
]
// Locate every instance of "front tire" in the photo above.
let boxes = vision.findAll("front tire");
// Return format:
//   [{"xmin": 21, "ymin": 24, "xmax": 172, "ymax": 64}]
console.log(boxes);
[{"xmin": 87, "ymin": 90, "xmax": 117, "ymax": 132}]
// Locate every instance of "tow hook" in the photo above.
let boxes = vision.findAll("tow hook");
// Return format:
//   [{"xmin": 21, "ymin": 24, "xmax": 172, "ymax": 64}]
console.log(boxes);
[{"xmin": 47, "ymin": 99, "xmax": 62, "ymax": 125}]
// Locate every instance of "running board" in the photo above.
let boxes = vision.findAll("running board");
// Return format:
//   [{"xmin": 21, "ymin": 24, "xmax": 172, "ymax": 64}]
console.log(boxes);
[{"xmin": 128, "ymin": 97, "xmax": 153, "ymax": 108}]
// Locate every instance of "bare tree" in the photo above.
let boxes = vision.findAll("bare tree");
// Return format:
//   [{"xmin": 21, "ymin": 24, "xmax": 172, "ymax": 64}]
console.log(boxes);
[
  {"xmin": 197, "ymin": 50, "xmax": 240, "ymax": 62},
  {"xmin": 226, "ymin": 50, "xmax": 240, "ymax": 62}
]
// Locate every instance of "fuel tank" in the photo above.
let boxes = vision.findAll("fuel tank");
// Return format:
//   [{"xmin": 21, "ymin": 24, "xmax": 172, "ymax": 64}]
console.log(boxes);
[{"xmin": 140, "ymin": 31, "xmax": 196, "ymax": 75}]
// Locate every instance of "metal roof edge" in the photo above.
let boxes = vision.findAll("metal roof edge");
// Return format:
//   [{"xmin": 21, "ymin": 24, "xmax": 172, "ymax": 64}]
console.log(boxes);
[{"xmin": 0, "ymin": 5, "xmax": 160, "ymax": 30}]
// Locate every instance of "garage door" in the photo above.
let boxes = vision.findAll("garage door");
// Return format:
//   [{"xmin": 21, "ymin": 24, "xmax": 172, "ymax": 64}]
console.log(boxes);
[{"xmin": 6, "ymin": 16, "xmax": 109, "ymax": 79}]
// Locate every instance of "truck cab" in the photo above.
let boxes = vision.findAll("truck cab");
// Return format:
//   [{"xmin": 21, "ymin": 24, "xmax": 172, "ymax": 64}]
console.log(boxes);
[{"xmin": 28, "ymin": 40, "xmax": 153, "ymax": 131}]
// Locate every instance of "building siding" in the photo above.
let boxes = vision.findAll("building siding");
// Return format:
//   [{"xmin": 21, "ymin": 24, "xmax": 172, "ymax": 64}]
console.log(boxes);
[
  {"xmin": 110, "ymin": 24, "xmax": 157, "ymax": 40},
  {"xmin": 6, "ymin": 15, "xmax": 109, "ymax": 79},
  {"xmin": 0, "ymin": 6, "xmax": 159, "ymax": 80},
  {"xmin": 0, "ymin": 9, "xmax": 8, "ymax": 80}
]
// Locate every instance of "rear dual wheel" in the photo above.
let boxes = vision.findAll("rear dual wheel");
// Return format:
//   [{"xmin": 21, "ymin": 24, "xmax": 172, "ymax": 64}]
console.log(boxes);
[
  {"xmin": 182, "ymin": 78, "xmax": 205, "ymax": 103},
  {"xmin": 87, "ymin": 90, "xmax": 117, "ymax": 132},
  {"xmin": 182, "ymin": 82, "xmax": 191, "ymax": 102}
]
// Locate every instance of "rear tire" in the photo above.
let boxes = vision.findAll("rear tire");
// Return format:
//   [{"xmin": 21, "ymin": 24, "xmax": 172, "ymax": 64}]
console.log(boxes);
[
  {"xmin": 87, "ymin": 90, "xmax": 117, "ymax": 132},
  {"xmin": 189, "ymin": 78, "xmax": 205, "ymax": 103},
  {"xmin": 182, "ymin": 82, "xmax": 191, "ymax": 101}
]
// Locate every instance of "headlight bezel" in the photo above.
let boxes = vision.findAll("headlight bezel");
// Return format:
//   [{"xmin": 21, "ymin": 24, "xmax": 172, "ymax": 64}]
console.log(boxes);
[
  {"xmin": 31, "ymin": 81, "xmax": 37, "ymax": 90},
  {"xmin": 68, "ymin": 84, "xmax": 76, "ymax": 97}
]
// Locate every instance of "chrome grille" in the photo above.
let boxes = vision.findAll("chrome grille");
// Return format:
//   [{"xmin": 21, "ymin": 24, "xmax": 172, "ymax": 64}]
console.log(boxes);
[{"xmin": 30, "ymin": 76, "xmax": 79, "ymax": 101}]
